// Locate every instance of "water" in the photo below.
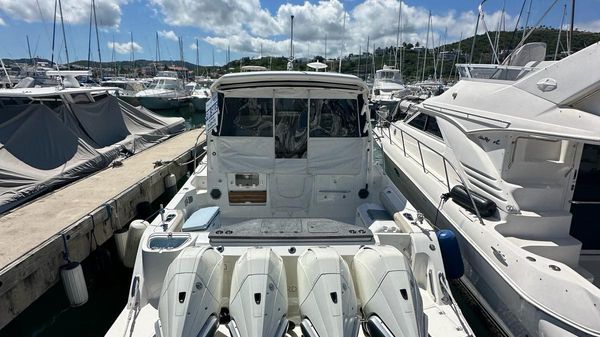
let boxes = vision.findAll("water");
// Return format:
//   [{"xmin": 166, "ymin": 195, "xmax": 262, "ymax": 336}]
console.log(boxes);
[
  {"xmin": 1, "ymin": 114, "xmax": 500, "ymax": 337},
  {"xmin": 157, "ymin": 103, "xmax": 206, "ymax": 130}
]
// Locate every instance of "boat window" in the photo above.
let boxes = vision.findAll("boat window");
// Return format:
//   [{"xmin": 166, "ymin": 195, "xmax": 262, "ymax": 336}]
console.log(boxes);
[
  {"xmin": 407, "ymin": 113, "xmax": 443, "ymax": 139},
  {"xmin": 424, "ymin": 115, "xmax": 443, "ymax": 139},
  {"xmin": 219, "ymin": 97, "xmax": 273, "ymax": 137},
  {"xmin": 407, "ymin": 113, "xmax": 427, "ymax": 130},
  {"xmin": 275, "ymin": 98, "xmax": 308, "ymax": 158},
  {"xmin": 309, "ymin": 99, "xmax": 359, "ymax": 137}
]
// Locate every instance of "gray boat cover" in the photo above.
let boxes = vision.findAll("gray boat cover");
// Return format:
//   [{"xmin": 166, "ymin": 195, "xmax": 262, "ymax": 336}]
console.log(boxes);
[{"xmin": 0, "ymin": 95, "xmax": 185, "ymax": 213}]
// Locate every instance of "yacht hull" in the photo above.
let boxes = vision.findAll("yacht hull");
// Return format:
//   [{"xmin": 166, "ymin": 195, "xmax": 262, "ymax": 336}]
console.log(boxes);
[
  {"xmin": 137, "ymin": 96, "xmax": 189, "ymax": 110},
  {"xmin": 382, "ymin": 152, "xmax": 595, "ymax": 337},
  {"xmin": 191, "ymin": 96, "xmax": 208, "ymax": 112}
]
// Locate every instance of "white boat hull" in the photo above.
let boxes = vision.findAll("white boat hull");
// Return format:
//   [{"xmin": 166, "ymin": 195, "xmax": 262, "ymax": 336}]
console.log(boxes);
[{"xmin": 382, "ymin": 151, "xmax": 596, "ymax": 337}]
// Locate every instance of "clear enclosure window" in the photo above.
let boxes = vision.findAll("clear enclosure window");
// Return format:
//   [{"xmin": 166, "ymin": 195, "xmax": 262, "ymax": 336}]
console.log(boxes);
[
  {"xmin": 309, "ymin": 99, "xmax": 359, "ymax": 137},
  {"xmin": 275, "ymin": 98, "xmax": 308, "ymax": 158},
  {"xmin": 219, "ymin": 97, "xmax": 273, "ymax": 137}
]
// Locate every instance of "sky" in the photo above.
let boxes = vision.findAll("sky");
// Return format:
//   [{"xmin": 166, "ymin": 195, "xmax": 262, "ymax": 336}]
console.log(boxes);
[{"xmin": 1, "ymin": 0, "xmax": 599, "ymax": 66}]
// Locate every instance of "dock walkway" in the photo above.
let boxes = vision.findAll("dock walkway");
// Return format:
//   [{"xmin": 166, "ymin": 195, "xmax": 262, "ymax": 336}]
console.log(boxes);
[{"xmin": 0, "ymin": 128, "xmax": 205, "ymax": 329}]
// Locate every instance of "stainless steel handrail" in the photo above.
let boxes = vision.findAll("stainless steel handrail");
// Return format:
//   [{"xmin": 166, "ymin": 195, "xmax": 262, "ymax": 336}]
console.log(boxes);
[
  {"xmin": 570, "ymin": 200, "xmax": 600, "ymax": 205},
  {"xmin": 375, "ymin": 112, "xmax": 485, "ymax": 225}
]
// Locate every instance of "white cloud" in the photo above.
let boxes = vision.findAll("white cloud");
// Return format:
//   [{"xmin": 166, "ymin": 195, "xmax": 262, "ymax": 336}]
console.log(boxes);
[
  {"xmin": 577, "ymin": 19, "xmax": 600, "ymax": 32},
  {"xmin": 0, "ymin": 0, "xmax": 123, "ymax": 27},
  {"xmin": 150, "ymin": 0, "xmax": 518, "ymax": 58},
  {"xmin": 158, "ymin": 30, "xmax": 178, "ymax": 41},
  {"xmin": 107, "ymin": 41, "xmax": 143, "ymax": 54},
  {"xmin": 0, "ymin": 17, "xmax": 6, "ymax": 26}
]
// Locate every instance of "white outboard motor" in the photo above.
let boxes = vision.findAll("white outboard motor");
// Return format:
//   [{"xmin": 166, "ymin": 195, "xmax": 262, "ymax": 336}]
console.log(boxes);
[
  {"xmin": 353, "ymin": 245, "xmax": 427, "ymax": 337},
  {"xmin": 158, "ymin": 246, "xmax": 224, "ymax": 337},
  {"xmin": 228, "ymin": 248, "xmax": 288, "ymax": 337},
  {"xmin": 297, "ymin": 247, "xmax": 359, "ymax": 337}
]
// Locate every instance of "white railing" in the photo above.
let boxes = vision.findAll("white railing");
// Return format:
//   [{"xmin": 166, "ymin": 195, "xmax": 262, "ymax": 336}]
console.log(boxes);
[{"xmin": 376, "ymin": 115, "xmax": 485, "ymax": 225}]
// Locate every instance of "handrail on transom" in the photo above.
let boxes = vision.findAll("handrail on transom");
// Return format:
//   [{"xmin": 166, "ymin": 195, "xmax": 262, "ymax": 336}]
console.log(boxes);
[{"xmin": 376, "ymin": 112, "xmax": 485, "ymax": 225}]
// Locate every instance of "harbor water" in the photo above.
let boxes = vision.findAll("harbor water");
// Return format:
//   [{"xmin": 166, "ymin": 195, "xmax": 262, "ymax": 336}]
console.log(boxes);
[{"xmin": 2, "ymin": 109, "xmax": 498, "ymax": 337}]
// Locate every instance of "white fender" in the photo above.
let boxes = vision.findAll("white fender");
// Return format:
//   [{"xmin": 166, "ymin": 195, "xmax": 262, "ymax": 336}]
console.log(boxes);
[
  {"xmin": 353, "ymin": 245, "xmax": 427, "ymax": 337},
  {"xmin": 228, "ymin": 248, "xmax": 288, "ymax": 337},
  {"xmin": 297, "ymin": 247, "xmax": 359, "ymax": 337},
  {"xmin": 158, "ymin": 246, "xmax": 223, "ymax": 337}
]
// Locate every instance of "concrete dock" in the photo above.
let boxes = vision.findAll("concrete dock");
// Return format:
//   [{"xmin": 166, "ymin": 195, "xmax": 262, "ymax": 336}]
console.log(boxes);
[{"xmin": 0, "ymin": 128, "xmax": 205, "ymax": 329}]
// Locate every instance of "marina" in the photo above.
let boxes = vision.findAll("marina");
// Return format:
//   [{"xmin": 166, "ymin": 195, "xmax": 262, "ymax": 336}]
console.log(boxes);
[
  {"xmin": 1, "ymin": 0, "xmax": 600, "ymax": 337},
  {"xmin": 0, "ymin": 128, "xmax": 205, "ymax": 330}
]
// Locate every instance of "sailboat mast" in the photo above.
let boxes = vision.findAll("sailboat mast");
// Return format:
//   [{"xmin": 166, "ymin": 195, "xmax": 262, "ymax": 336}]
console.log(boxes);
[
  {"xmin": 394, "ymin": 0, "xmax": 401, "ymax": 68},
  {"xmin": 26, "ymin": 35, "xmax": 33, "ymax": 66},
  {"xmin": 568, "ymin": 0, "xmax": 575, "ymax": 55},
  {"xmin": 421, "ymin": 11, "xmax": 431, "ymax": 82},
  {"xmin": 324, "ymin": 34, "xmax": 327, "ymax": 61},
  {"xmin": 357, "ymin": 45, "xmax": 361, "ymax": 77},
  {"xmin": 58, "ymin": 0, "xmax": 70, "ymax": 68},
  {"xmin": 439, "ymin": 27, "xmax": 447, "ymax": 82},
  {"xmin": 554, "ymin": 4, "xmax": 567, "ymax": 60},
  {"xmin": 51, "ymin": 0, "xmax": 57, "ymax": 66},
  {"xmin": 111, "ymin": 33, "xmax": 116, "ymax": 76},
  {"xmin": 365, "ymin": 35, "xmax": 370, "ymax": 80},
  {"xmin": 470, "ymin": 1, "xmax": 485, "ymax": 63},
  {"xmin": 290, "ymin": 15, "xmax": 294, "ymax": 61},
  {"xmin": 196, "ymin": 39, "xmax": 200, "ymax": 76},
  {"xmin": 92, "ymin": 0, "xmax": 102, "ymax": 79},
  {"xmin": 338, "ymin": 12, "xmax": 346, "ymax": 73},
  {"xmin": 130, "ymin": 32, "xmax": 135, "ymax": 76},
  {"xmin": 523, "ymin": 0, "xmax": 533, "ymax": 39},
  {"xmin": 87, "ymin": 0, "xmax": 93, "ymax": 70}
]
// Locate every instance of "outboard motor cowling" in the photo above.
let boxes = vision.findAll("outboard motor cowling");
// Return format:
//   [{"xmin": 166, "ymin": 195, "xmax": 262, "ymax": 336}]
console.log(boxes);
[
  {"xmin": 227, "ymin": 248, "xmax": 288, "ymax": 337},
  {"xmin": 353, "ymin": 245, "xmax": 427, "ymax": 337},
  {"xmin": 158, "ymin": 246, "xmax": 224, "ymax": 337},
  {"xmin": 297, "ymin": 247, "xmax": 359, "ymax": 337}
]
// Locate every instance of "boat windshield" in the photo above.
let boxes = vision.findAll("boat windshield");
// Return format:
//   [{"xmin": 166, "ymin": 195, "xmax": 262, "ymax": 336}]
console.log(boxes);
[
  {"xmin": 376, "ymin": 70, "xmax": 402, "ymax": 82},
  {"xmin": 218, "ymin": 96, "xmax": 362, "ymax": 140},
  {"xmin": 153, "ymin": 79, "xmax": 179, "ymax": 90},
  {"xmin": 101, "ymin": 82, "xmax": 126, "ymax": 89}
]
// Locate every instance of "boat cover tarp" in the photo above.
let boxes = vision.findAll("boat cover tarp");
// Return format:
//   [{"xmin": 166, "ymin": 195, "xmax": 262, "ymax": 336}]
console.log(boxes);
[{"xmin": 0, "ymin": 95, "xmax": 185, "ymax": 213}]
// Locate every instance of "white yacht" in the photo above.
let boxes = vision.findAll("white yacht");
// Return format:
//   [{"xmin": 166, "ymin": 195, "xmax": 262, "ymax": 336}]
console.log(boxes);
[
  {"xmin": 136, "ymin": 71, "xmax": 190, "ymax": 110},
  {"xmin": 105, "ymin": 71, "xmax": 473, "ymax": 337},
  {"xmin": 371, "ymin": 65, "xmax": 410, "ymax": 114},
  {"xmin": 185, "ymin": 78, "xmax": 213, "ymax": 112},
  {"xmin": 375, "ymin": 42, "xmax": 600, "ymax": 337},
  {"xmin": 101, "ymin": 78, "xmax": 146, "ymax": 106}
]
